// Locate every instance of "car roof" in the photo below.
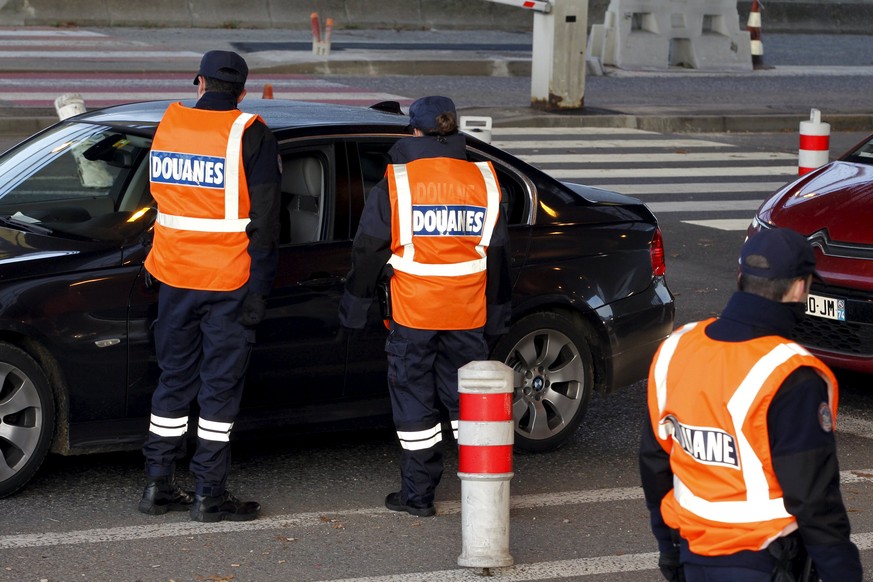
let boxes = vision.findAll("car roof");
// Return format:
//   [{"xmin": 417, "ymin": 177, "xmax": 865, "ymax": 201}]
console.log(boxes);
[{"xmin": 75, "ymin": 98, "xmax": 411, "ymax": 132}]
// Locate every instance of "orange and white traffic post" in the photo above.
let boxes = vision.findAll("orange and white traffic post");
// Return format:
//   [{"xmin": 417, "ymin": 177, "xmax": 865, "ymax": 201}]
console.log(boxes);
[
  {"xmin": 457, "ymin": 360, "xmax": 514, "ymax": 570},
  {"xmin": 748, "ymin": 0, "xmax": 766, "ymax": 69}
]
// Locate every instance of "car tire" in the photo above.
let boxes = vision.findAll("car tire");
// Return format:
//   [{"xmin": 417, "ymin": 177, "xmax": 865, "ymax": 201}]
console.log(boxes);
[
  {"xmin": 491, "ymin": 311, "xmax": 594, "ymax": 453},
  {"xmin": 0, "ymin": 343, "xmax": 56, "ymax": 499}
]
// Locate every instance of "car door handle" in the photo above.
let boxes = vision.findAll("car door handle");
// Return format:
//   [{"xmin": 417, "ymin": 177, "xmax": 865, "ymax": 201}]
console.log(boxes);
[{"xmin": 298, "ymin": 274, "xmax": 346, "ymax": 287}]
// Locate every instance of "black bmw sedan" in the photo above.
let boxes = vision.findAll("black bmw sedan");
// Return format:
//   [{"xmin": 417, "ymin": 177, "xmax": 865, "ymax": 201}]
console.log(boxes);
[{"xmin": 0, "ymin": 99, "xmax": 674, "ymax": 497}]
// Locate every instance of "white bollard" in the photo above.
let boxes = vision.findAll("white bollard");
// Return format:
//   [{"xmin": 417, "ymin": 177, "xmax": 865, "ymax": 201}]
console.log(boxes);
[
  {"xmin": 798, "ymin": 108, "xmax": 831, "ymax": 175},
  {"xmin": 457, "ymin": 360, "xmax": 514, "ymax": 570},
  {"xmin": 459, "ymin": 116, "xmax": 493, "ymax": 144},
  {"xmin": 54, "ymin": 93, "xmax": 86, "ymax": 120},
  {"xmin": 54, "ymin": 93, "xmax": 114, "ymax": 189}
]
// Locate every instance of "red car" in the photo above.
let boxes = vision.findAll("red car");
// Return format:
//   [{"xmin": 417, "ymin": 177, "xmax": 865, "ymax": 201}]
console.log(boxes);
[{"xmin": 749, "ymin": 134, "xmax": 873, "ymax": 373}]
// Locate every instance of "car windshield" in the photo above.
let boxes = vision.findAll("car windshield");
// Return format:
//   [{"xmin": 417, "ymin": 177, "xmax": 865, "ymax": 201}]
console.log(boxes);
[
  {"xmin": 842, "ymin": 137, "xmax": 873, "ymax": 165},
  {"xmin": 0, "ymin": 121, "xmax": 155, "ymax": 242}
]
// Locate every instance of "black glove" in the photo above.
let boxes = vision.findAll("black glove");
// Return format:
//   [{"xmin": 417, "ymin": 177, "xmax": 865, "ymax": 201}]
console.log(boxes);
[
  {"xmin": 658, "ymin": 550, "xmax": 685, "ymax": 582},
  {"xmin": 239, "ymin": 293, "xmax": 266, "ymax": 326}
]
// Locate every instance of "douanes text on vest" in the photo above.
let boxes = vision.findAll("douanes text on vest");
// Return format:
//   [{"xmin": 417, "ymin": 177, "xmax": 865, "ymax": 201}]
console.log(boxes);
[
  {"xmin": 412, "ymin": 204, "xmax": 486, "ymax": 237},
  {"xmin": 150, "ymin": 150, "xmax": 225, "ymax": 188},
  {"xmin": 662, "ymin": 415, "xmax": 739, "ymax": 469}
]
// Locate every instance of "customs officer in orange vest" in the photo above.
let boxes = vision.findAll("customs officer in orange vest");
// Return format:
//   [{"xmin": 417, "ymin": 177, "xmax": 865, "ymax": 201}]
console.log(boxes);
[
  {"xmin": 139, "ymin": 51, "xmax": 281, "ymax": 522},
  {"xmin": 340, "ymin": 96, "xmax": 512, "ymax": 517},
  {"xmin": 640, "ymin": 228, "xmax": 862, "ymax": 581}
]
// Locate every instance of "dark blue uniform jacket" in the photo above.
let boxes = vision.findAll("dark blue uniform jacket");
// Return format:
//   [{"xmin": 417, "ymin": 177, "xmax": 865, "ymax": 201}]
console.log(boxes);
[{"xmin": 639, "ymin": 291, "xmax": 862, "ymax": 580}]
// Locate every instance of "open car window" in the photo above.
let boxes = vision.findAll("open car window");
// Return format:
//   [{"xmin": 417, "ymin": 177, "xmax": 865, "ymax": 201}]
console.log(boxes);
[
  {"xmin": 0, "ymin": 122, "xmax": 154, "ymax": 242},
  {"xmin": 352, "ymin": 139, "xmax": 533, "ymax": 228}
]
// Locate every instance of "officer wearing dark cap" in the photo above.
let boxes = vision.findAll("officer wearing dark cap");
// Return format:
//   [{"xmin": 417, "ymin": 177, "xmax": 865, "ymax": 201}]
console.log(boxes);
[
  {"xmin": 340, "ymin": 95, "xmax": 512, "ymax": 516},
  {"xmin": 640, "ymin": 228, "xmax": 862, "ymax": 581},
  {"xmin": 139, "ymin": 50, "xmax": 281, "ymax": 522}
]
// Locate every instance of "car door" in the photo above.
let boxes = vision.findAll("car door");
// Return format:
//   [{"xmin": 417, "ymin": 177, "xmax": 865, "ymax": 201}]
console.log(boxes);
[
  {"xmin": 341, "ymin": 137, "xmax": 535, "ymax": 399},
  {"xmin": 242, "ymin": 141, "xmax": 350, "ymax": 408}
]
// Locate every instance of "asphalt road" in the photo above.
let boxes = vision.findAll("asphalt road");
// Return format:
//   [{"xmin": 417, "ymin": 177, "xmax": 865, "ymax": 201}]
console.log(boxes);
[
  {"xmin": 2, "ymin": 26, "xmax": 873, "ymax": 578},
  {"xmin": 3, "ymin": 126, "xmax": 873, "ymax": 581}
]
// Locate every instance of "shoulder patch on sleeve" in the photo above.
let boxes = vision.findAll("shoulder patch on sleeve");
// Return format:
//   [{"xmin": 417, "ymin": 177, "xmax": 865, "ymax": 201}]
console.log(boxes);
[{"xmin": 818, "ymin": 402, "xmax": 834, "ymax": 433}]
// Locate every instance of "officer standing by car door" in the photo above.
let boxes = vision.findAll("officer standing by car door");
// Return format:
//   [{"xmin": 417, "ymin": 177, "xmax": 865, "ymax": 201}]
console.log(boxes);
[
  {"xmin": 340, "ymin": 96, "xmax": 512, "ymax": 517},
  {"xmin": 138, "ymin": 50, "xmax": 281, "ymax": 522},
  {"xmin": 640, "ymin": 228, "xmax": 862, "ymax": 581}
]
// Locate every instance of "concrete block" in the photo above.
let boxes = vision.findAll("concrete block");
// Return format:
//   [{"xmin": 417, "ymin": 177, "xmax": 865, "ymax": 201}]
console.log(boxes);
[
  {"xmin": 110, "ymin": 0, "xmax": 193, "ymax": 27},
  {"xmin": 187, "ymin": 0, "xmax": 272, "ymax": 28},
  {"xmin": 20, "ymin": 0, "xmax": 111, "ymax": 26},
  {"xmin": 589, "ymin": 0, "xmax": 753, "ymax": 70}
]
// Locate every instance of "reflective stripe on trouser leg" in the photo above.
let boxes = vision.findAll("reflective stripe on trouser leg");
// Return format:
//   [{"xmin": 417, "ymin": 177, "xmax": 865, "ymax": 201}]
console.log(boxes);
[
  {"xmin": 143, "ymin": 414, "xmax": 189, "ymax": 479},
  {"xmin": 198, "ymin": 417, "xmax": 234, "ymax": 442},
  {"xmin": 386, "ymin": 324, "xmax": 445, "ymax": 506}
]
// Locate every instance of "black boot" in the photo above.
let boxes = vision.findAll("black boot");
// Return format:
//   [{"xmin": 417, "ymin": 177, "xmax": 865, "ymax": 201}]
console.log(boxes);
[
  {"xmin": 138, "ymin": 476, "xmax": 194, "ymax": 515},
  {"xmin": 190, "ymin": 490, "xmax": 260, "ymax": 522},
  {"xmin": 384, "ymin": 491, "xmax": 436, "ymax": 517}
]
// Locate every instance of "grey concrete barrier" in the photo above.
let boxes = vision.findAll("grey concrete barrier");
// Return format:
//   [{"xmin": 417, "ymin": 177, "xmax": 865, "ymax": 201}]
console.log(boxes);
[{"xmin": 2, "ymin": 0, "xmax": 872, "ymax": 33}]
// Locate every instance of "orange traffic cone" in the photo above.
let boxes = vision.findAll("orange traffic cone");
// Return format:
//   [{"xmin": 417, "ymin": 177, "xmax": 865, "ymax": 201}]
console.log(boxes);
[
  {"xmin": 747, "ymin": 0, "xmax": 767, "ymax": 69},
  {"xmin": 262, "ymin": 83, "xmax": 273, "ymax": 99}
]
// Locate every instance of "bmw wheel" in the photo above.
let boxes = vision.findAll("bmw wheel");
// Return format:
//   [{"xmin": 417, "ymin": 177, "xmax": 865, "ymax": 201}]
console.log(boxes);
[
  {"xmin": 0, "ymin": 343, "xmax": 56, "ymax": 498},
  {"xmin": 492, "ymin": 311, "xmax": 594, "ymax": 452}
]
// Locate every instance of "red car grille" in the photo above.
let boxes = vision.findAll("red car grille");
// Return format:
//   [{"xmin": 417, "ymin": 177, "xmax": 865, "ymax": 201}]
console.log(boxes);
[{"xmin": 793, "ymin": 317, "xmax": 873, "ymax": 356}]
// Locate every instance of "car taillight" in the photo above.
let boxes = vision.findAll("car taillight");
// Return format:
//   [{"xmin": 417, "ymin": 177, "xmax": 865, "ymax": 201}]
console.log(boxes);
[{"xmin": 650, "ymin": 227, "xmax": 666, "ymax": 276}]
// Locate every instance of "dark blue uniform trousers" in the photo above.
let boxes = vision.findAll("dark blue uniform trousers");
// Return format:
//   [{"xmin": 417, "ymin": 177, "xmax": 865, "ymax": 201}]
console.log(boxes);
[
  {"xmin": 385, "ymin": 322, "xmax": 488, "ymax": 507},
  {"xmin": 143, "ymin": 284, "xmax": 253, "ymax": 497},
  {"xmin": 684, "ymin": 565, "xmax": 771, "ymax": 581}
]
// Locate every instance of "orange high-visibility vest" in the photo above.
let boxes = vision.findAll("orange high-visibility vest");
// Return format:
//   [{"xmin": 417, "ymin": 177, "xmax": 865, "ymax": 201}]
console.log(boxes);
[
  {"xmin": 145, "ymin": 103, "xmax": 259, "ymax": 291},
  {"xmin": 648, "ymin": 319, "xmax": 838, "ymax": 556},
  {"xmin": 385, "ymin": 157, "xmax": 501, "ymax": 330}
]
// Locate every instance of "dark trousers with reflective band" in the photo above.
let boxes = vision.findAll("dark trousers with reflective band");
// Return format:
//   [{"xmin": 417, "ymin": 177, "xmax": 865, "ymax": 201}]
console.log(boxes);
[
  {"xmin": 385, "ymin": 322, "xmax": 488, "ymax": 506},
  {"xmin": 143, "ymin": 284, "xmax": 253, "ymax": 497}
]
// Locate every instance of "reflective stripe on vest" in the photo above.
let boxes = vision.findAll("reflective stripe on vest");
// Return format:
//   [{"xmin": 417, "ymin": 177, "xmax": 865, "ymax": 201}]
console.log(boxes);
[
  {"xmin": 155, "ymin": 112, "xmax": 254, "ymax": 233},
  {"xmin": 650, "ymin": 322, "xmax": 838, "ymax": 554},
  {"xmin": 387, "ymin": 161, "xmax": 500, "ymax": 278}
]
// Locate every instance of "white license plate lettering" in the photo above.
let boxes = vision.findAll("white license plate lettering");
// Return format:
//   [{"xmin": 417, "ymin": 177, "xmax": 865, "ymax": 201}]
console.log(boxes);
[{"xmin": 806, "ymin": 294, "xmax": 846, "ymax": 321}]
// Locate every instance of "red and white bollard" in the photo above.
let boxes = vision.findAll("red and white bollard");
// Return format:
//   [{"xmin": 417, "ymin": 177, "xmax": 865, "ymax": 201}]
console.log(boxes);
[
  {"xmin": 799, "ymin": 108, "xmax": 831, "ymax": 175},
  {"xmin": 748, "ymin": 0, "xmax": 766, "ymax": 69},
  {"xmin": 457, "ymin": 360, "xmax": 514, "ymax": 570}
]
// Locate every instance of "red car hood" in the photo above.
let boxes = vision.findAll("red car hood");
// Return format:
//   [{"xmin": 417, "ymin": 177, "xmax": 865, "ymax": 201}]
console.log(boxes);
[{"xmin": 762, "ymin": 161, "xmax": 873, "ymax": 244}]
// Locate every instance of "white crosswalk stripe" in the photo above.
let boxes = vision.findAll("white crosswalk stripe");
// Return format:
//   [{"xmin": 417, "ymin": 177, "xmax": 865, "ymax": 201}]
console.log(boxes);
[
  {"xmin": 0, "ymin": 27, "xmax": 408, "ymax": 108},
  {"xmin": 492, "ymin": 127, "xmax": 799, "ymax": 231}
]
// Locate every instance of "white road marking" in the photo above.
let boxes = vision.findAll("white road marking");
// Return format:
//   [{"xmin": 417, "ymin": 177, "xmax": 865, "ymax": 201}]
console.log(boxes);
[
  {"xmin": 491, "ymin": 139, "xmax": 737, "ymax": 150},
  {"xmin": 647, "ymin": 200, "xmax": 761, "ymax": 213},
  {"xmin": 519, "ymin": 152, "xmax": 795, "ymax": 164},
  {"xmin": 2, "ymin": 471, "xmax": 870, "ymax": 550},
  {"xmin": 549, "ymin": 166, "xmax": 795, "ymax": 179},
  {"xmin": 321, "ymin": 532, "xmax": 873, "ymax": 582},
  {"xmin": 490, "ymin": 127, "xmax": 659, "ymax": 135},
  {"xmin": 682, "ymin": 219, "xmax": 752, "ymax": 231},
  {"xmin": 0, "ymin": 51, "xmax": 200, "ymax": 59},
  {"xmin": 599, "ymin": 182, "xmax": 786, "ymax": 195}
]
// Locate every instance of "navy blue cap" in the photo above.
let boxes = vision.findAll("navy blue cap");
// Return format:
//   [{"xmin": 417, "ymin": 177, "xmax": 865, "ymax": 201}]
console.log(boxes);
[
  {"xmin": 408, "ymin": 96, "xmax": 456, "ymax": 132},
  {"xmin": 194, "ymin": 50, "xmax": 248, "ymax": 85},
  {"xmin": 739, "ymin": 227, "xmax": 818, "ymax": 280}
]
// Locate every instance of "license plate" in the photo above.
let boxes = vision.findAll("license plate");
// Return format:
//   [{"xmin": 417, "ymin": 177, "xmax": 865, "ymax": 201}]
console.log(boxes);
[{"xmin": 806, "ymin": 293, "xmax": 846, "ymax": 321}]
